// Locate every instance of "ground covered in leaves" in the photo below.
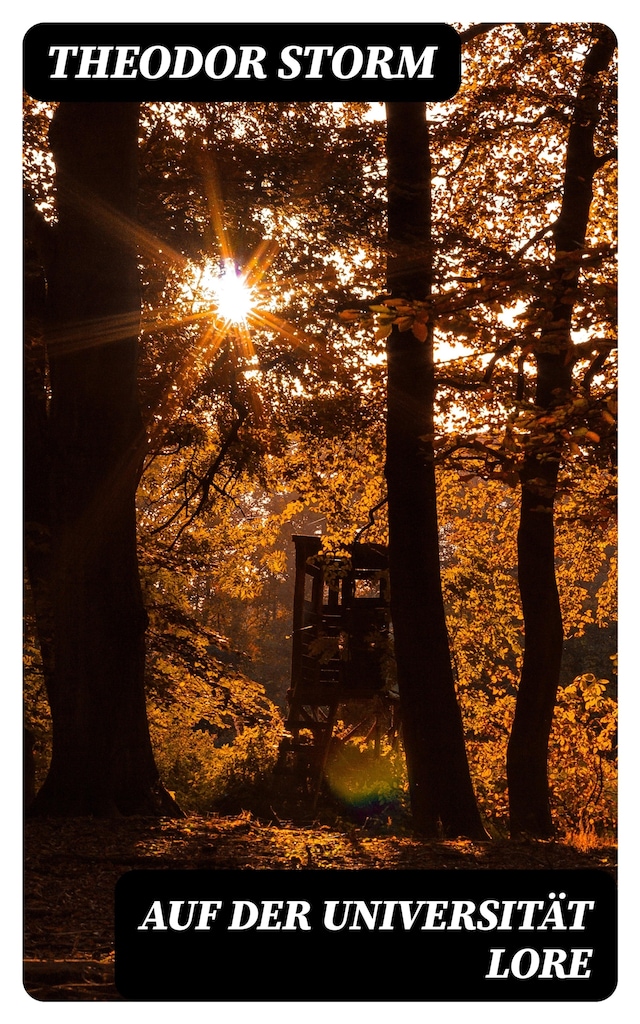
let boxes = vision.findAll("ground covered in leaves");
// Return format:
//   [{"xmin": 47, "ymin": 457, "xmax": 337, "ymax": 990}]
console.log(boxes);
[{"xmin": 24, "ymin": 813, "xmax": 616, "ymax": 1001}]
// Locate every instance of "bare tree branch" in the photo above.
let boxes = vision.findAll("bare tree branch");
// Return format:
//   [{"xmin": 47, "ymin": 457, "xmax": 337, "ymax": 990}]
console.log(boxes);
[{"xmin": 458, "ymin": 23, "xmax": 502, "ymax": 44}]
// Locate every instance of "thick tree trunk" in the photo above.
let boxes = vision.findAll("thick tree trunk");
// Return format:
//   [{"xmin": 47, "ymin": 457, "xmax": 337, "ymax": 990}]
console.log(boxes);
[
  {"xmin": 507, "ymin": 28, "xmax": 615, "ymax": 837},
  {"xmin": 24, "ymin": 216, "xmax": 55, "ymax": 694},
  {"xmin": 28, "ymin": 103, "xmax": 179, "ymax": 816},
  {"xmin": 385, "ymin": 103, "xmax": 486, "ymax": 838}
]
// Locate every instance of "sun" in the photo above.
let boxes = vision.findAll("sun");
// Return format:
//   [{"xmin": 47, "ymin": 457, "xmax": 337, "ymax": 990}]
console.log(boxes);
[
  {"xmin": 143, "ymin": 168, "xmax": 331, "ymax": 442},
  {"xmin": 201, "ymin": 259, "xmax": 255, "ymax": 326}
]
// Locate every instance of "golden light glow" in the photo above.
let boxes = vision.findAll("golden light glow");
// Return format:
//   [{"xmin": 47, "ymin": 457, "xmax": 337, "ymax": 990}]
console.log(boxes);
[{"xmin": 201, "ymin": 259, "xmax": 255, "ymax": 326}]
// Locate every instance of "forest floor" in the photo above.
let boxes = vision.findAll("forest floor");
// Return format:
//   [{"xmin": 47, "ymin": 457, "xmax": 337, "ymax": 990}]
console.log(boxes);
[{"xmin": 23, "ymin": 812, "xmax": 616, "ymax": 1002}]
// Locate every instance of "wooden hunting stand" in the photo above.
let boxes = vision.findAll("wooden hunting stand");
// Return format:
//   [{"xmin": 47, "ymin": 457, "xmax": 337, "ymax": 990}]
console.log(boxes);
[{"xmin": 277, "ymin": 535, "xmax": 395, "ymax": 800}]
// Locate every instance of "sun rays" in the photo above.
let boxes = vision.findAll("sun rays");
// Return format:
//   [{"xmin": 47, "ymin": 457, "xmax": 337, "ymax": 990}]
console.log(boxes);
[
  {"xmin": 145, "ymin": 162, "xmax": 340, "ymax": 440},
  {"xmin": 43, "ymin": 140, "xmax": 343, "ymax": 450}
]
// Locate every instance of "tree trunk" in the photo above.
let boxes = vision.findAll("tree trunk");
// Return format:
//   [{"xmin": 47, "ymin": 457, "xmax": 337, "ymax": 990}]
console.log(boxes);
[
  {"xmin": 28, "ymin": 103, "xmax": 180, "ymax": 816},
  {"xmin": 24, "ymin": 209, "xmax": 55, "ymax": 694},
  {"xmin": 385, "ymin": 103, "xmax": 486, "ymax": 838},
  {"xmin": 507, "ymin": 28, "xmax": 616, "ymax": 837}
]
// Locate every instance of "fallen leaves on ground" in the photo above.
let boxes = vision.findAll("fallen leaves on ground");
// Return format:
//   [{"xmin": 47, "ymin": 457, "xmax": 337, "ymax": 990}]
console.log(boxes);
[{"xmin": 24, "ymin": 813, "xmax": 616, "ymax": 1001}]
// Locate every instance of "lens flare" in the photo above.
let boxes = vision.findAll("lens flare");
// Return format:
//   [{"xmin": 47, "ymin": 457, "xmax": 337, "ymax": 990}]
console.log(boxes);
[{"xmin": 324, "ymin": 744, "xmax": 402, "ymax": 812}]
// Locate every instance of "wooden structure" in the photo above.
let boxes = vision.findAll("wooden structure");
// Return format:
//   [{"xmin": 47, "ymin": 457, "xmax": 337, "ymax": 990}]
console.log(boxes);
[{"xmin": 277, "ymin": 535, "xmax": 393, "ymax": 793}]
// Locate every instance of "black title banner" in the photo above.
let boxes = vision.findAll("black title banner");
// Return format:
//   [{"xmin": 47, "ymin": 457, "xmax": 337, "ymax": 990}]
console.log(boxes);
[
  {"xmin": 24, "ymin": 23, "xmax": 461, "ymax": 102},
  {"xmin": 115, "ymin": 869, "xmax": 616, "ymax": 1001}
]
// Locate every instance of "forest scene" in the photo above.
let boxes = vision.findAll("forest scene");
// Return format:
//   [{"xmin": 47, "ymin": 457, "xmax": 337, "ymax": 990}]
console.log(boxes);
[{"xmin": 23, "ymin": 22, "xmax": 617, "ymax": 1000}]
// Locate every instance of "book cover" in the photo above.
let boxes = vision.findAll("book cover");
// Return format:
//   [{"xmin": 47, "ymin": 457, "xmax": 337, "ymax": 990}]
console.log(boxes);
[{"xmin": 19, "ymin": 5, "xmax": 623, "ymax": 1014}]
